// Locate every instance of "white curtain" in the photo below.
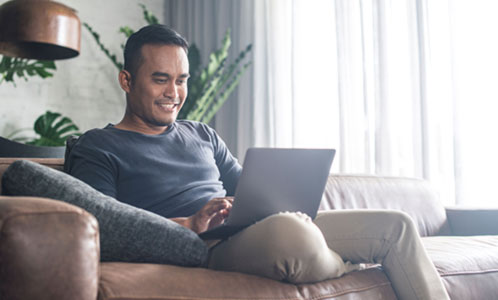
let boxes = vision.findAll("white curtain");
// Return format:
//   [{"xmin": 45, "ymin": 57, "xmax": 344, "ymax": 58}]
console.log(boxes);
[
  {"xmin": 165, "ymin": 0, "xmax": 498, "ymax": 207},
  {"xmin": 252, "ymin": 0, "xmax": 457, "ymax": 205},
  {"xmin": 447, "ymin": 0, "xmax": 498, "ymax": 206}
]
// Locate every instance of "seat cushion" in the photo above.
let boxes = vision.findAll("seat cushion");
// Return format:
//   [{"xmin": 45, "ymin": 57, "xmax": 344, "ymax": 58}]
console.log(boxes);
[
  {"xmin": 422, "ymin": 235, "xmax": 498, "ymax": 300},
  {"xmin": 1, "ymin": 159, "xmax": 208, "ymax": 267},
  {"xmin": 98, "ymin": 263, "xmax": 396, "ymax": 300}
]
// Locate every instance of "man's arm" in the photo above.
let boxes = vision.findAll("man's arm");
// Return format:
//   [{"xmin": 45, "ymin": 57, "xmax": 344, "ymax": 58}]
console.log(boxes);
[
  {"xmin": 207, "ymin": 127, "xmax": 242, "ymax": 196},
  {"xmin": 65, "ymin": 138, "xmax": 118, "ymax": 199}
]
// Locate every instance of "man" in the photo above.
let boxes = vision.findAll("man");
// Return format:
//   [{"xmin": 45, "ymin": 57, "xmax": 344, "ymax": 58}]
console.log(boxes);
[{"xmin": 67, "ymin": 24, "xmax": 449, "ymax": 300}]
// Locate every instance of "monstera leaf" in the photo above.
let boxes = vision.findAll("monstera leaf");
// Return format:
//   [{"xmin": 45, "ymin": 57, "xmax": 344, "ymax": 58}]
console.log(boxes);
[
  {"xmin": 26, "ymin": 111, "xmax": 81, "ymax": 146},
  {"xmin": 0, "ymin": 55, "xmax": 56, "ymax": 85}
]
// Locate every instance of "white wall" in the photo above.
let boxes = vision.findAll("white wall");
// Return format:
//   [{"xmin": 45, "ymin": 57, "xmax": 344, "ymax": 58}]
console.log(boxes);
[{"xmin": 0, "ymin": 0, "xmax": 165, "ymax": 137}]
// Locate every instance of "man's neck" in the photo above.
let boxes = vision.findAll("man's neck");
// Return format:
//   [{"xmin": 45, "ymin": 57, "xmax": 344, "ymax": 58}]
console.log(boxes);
[{"xmin": 114, "ymin": 119, "xmax": 169, "ymax": 135}]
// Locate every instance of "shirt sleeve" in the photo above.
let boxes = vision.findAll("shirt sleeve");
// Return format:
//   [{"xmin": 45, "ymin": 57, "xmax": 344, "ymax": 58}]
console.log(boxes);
[
  {"xmin": 206, "ymin": 126, "xmax": 242, "ymax": 196},
  {"xmin": 65, "ymin": 136, "xmax": 118, "ymax": 198}
]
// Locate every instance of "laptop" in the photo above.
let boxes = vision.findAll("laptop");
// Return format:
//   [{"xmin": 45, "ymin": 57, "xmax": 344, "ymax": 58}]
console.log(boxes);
[{"xmin": 199, "ymin": 147, "xmax": 335, "ymax": 240}]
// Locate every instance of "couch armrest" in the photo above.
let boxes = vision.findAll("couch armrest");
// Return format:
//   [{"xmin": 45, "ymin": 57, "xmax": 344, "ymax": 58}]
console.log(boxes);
[
  {"xmin": 446, "ymin": 207, "xmax": 498, "ymax": 236},
  {"xmin": 0, "ymin": 196, "xmax": 99, "ymax": 300}
]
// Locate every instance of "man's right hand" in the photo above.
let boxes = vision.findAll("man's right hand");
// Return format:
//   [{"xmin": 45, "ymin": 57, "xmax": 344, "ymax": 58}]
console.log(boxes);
[{"xmin": 171, "ymin": 197, "xmax": 233, "ymax": 234}]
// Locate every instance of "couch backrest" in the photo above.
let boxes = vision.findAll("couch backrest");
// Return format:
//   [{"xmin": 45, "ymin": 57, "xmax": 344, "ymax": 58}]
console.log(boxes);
[
  {"xmin": 0, "ymin": 158, "xmax": 64, "ymax": 195},
  {"xmin": 320, "ymin": 174, "xmax": 451, "ymax": 236}
]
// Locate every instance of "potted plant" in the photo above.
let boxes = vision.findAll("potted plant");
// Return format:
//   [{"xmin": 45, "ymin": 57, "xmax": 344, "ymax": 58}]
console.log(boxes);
[
  {"xmin": 1, "ymin": 111, "xmax": 81, "ymax": 158},
  {"xmin": 0, "ymin": 53, "xmax": 81, "ymax": 157}
]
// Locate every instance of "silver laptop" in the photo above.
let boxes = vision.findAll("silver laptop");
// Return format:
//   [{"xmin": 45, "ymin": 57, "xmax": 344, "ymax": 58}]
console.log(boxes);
[{"xmin": 199, "ymin": 148, "xmax": 335, "ymax": 240}]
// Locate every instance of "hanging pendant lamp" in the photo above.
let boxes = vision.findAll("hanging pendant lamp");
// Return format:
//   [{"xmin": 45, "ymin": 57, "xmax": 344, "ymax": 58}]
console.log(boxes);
[{"xmin": 0, "ymin": 0, "xmax": 81, "ymax": 60}]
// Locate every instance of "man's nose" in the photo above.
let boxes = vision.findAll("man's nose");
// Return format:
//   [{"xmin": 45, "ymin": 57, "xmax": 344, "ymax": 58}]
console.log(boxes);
[{"xmin": 163, "ymin": 81, "xmax": 178, "ymax": 99}]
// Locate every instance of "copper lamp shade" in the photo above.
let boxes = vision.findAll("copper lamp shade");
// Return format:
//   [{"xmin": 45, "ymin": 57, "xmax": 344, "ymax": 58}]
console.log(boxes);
[{"xmin": 0, "ymin": 0, "xmax": 81, "ymax": 60}]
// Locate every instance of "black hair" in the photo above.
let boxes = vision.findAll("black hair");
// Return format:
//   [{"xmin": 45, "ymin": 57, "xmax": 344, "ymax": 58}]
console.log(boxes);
[{"xmin": 123, "ymin": 24, "xmax": 189, "ymax": 76}]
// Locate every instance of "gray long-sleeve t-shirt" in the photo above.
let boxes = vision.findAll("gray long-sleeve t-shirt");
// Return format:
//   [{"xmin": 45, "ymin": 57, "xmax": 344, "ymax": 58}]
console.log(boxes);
[{"xmin": 65, "ymin": 120, "xmax": 242, "ymax": 218}]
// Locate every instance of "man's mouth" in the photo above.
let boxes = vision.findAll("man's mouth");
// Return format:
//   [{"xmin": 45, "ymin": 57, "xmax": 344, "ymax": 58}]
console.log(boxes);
[
  {"xmin": 159, "ymin": 103, "xmax": 178, "ymax": 109},
  {"xmin": 157, "ymin": 101, "xmax": 181, "ymax": 112}
]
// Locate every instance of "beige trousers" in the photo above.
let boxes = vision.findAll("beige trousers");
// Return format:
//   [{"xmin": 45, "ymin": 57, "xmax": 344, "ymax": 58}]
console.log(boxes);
[{"xmin": 208, "ymin": 210, "xmax": 449, "ymax": 300}]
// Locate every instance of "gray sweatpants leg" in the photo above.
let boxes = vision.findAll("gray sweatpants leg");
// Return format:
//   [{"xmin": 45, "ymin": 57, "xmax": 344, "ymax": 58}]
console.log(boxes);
[{"xmin": 208, "ymin": 210, "xmax": 449, "ymax": 300}]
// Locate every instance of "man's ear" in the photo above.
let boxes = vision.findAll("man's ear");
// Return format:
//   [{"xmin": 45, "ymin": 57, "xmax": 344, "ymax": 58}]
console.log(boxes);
[{"xmin": 119, "ymin": 70, "xmax": 132, "ymax": 93}]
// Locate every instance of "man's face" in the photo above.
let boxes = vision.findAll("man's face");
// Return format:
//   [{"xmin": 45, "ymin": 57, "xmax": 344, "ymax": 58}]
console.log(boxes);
[{"xmin": 124, "ymin": 44, "xmax": 189, "ymax": 130}]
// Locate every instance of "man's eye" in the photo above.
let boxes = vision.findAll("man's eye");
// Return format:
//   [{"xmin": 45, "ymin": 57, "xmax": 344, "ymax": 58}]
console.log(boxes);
[{"xmin": 155, "ymin": 79, "xmax": 167, "ymax": 83}]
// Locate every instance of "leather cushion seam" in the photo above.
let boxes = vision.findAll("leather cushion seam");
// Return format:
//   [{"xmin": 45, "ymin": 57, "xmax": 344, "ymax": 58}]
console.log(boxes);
[{"xmin": 439, "ymin": 268, "xmax": 498, "ymax": 276}]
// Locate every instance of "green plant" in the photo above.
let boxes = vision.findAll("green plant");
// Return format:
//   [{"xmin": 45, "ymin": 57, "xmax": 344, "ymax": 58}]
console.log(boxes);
[
  {"xmin": 0, "ymin": 55, "xmax": 56, "ymax": 85},
  {"xmin": 84, "ymin": 4, "xmax": 252, "ymax": 124},
  {"xmin": 0, "ymin": 55, "xmax": 75, "ymax": 147},
  {"xmin": 181, "ymin": 31, "xmax": 252, "ymax": 123},
  {"xmin": 7, "ymin": 111, "xmax": 81, "ymax": 146}
]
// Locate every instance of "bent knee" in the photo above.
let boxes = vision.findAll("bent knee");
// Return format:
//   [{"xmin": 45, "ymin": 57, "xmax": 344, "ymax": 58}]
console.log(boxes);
[
  {"xmin": 209, "ymin": 212, "xmax": 347, "ymax": 283},
  {"xmin": 384, "ymin": 210, "xmax": 416, "ymax": 227},
  {"xmin": 256, "ymin": 213, "xmax": 345, "ymax": 282},
  {"xmin": 259, "ymin": 212, "xmax": 326, "ymax": 252},
  {"xmin": 379, "ymin": 210, "xmax": 419, "ymax": 238}
]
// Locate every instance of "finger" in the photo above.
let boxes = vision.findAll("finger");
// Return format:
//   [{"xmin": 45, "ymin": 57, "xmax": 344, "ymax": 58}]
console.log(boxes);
[
  {"xmin": 211, "ymin": 197, "xmax": 234, "ymax": 204},
  {"xmin": 220, "ymin": 207, "xmax": 231, "ymax": 217},
  {"xmin": 208, "ymin": 213, "xmax": 226, "ymax": 229},
  {"xmin": 208, "ymin": 209, "xmax": 231, "ymax": 228},
  {"xmin": 202, "ymin": 199, "xmax": 231, "ymax": 216},
  {"xmin": 208, "ymin": 198, "xmax": 233, "ymax": 209}
]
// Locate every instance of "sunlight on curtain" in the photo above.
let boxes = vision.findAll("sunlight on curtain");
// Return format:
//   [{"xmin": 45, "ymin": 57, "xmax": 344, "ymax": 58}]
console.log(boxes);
[
  {"xmin": 450, "ymin": 0, "xmax": 498, "ymax": 206},
  {"xmin": 334, "ymin": 0, "xmax": 373, "ymax": 174},
  {"xmin": 292, "ymin": 0, "xmax": 338, "ymax": 151},
  {"xmin": 375, "ymin": 0, "xmax": 424, "ymax": 178},
  {"xmin": 419, "ymin": 0, "xmax": 457, "ymax": 205},
  {"xmin": 253, "ymin": 0, "xmax": 343, "ymax": 174},
  {"xmin": 252, "ymin": 0, "xmax": 339, "ymax": 156},
  {"xmin": 253, "ymin": 0, "xmax": 432, "ymax": 177},
  {"xmin": 253, "ymin": 0, "xmax": 498, "ymax": 206}
]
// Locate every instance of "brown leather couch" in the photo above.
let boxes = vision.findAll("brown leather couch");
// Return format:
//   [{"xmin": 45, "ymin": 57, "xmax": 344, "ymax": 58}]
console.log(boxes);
[{"xmin": 1, "ymin": 158, "xmax": 498, "ymax": 300}]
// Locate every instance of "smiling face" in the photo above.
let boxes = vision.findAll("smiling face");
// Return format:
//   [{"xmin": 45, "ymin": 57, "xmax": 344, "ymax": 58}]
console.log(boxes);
[{"xmin": 118, "ymin": 44, "xmax": 189, "ymax": 134}]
